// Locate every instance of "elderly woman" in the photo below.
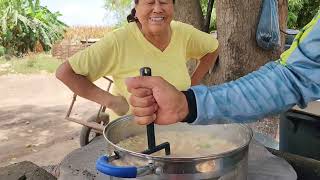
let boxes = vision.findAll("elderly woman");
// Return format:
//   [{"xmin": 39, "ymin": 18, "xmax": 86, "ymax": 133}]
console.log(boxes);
[{"xmin": 56, "ymin": 0, "xmax": 219, "ymax": 120}]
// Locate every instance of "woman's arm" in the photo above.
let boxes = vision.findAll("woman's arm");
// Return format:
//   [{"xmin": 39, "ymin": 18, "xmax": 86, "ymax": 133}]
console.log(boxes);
[
  {"xmin": 191, "ymin": 48, "xmax": 219, "ymax": 86},
  {"xmin": 56, "ymin": 61, "xmax": 128, "ymax": 115}
]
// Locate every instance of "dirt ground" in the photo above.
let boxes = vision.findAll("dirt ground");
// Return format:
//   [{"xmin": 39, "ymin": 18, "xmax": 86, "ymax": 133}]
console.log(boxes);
[{"xmin": 0, "ymin": 73, "xmax": 106, "ymax": 168}]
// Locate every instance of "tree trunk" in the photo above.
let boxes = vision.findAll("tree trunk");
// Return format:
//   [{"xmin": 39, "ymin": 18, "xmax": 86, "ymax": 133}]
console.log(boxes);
[
  {"xmin": 203, "ymin": 0, "xmax": 215, "ymax": 33},
  {"xmin": 174, "ymin": 0, "xmax": 204, "ymax": 75},
  {"xmin": 203, "ymin": 0, "xmax": 288, "ymax": 85},
  {"xmin": 173, "ymin": 0, "xmax": 204, "ymax": 29},
  {"xmin": 279, "ymin": 0, "xmax": 288, "ymax": 51}
]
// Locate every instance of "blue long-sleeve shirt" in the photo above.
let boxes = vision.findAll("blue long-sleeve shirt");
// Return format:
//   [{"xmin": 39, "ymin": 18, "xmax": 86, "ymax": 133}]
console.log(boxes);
[{"xmin": 187, "ymin": 12, "xmax": 320, "ymax": 125}]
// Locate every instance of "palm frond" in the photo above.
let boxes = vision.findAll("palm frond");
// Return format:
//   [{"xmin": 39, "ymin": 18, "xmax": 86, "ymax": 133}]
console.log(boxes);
[{"xmin": 0, "ymin": 0, "xmax": 67, "ymax": 55}]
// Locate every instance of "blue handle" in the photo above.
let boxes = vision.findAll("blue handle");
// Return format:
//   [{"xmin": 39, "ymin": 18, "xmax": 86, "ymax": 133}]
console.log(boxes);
[{"xmin": 96, "ymin": 156, "xmax": 138, "ymax": 178}]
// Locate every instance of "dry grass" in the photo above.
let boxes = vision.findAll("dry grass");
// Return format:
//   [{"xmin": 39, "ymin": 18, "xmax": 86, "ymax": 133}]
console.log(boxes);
[
  {"xmin": 0, "ymin": 53, "xmax": 61, "ymax": 75},
  {"xmin": 51, "ymin": 26, "xmax": 114, "ymax": 60},
  {"xmin": 61, "ymin": 26, "xmax": 113, "ymax": 44}
]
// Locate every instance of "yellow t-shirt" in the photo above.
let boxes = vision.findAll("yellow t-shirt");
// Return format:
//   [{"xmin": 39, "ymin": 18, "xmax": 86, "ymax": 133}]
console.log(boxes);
[{"xmin": 69, "ymin": 21, "xmax": 218, "ymax": 120}]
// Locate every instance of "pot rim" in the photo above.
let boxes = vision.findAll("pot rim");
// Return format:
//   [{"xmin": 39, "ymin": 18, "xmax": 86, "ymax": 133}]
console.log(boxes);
[{"xmin": 103, "ymin": 115, "xmax": 253, "ymax": 162}]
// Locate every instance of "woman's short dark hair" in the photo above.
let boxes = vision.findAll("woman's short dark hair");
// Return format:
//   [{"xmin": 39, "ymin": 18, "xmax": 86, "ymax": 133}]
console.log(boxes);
[{"xmin": 127, "ymin": 0, "xmax": 175, "ymax": 23}]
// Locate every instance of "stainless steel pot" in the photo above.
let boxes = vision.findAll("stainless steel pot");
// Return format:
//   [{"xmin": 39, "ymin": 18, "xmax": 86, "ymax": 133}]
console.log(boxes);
[{"xmin": 96, "ymin": 115, "xmax": 253, "ymax": 180}]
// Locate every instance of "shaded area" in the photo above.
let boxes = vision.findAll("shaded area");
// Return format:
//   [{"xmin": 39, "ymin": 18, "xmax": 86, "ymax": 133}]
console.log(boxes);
[
  {"xmin": 0, "ymin": 104, "xmax": 89, "ymax": 167},
  {"xmin": 0, "ymin": 161, "xmax": 56, "ymax": 180},
  {"xmin": 0, "ymin": 74, "xmax": 104, "ymax": 167}
]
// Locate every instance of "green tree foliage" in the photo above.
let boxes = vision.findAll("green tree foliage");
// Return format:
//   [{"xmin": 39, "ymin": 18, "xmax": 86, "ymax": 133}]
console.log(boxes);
[
  {"xmin": 288, "ymin": 0, "xmax": 320, "ymax": 29},
  {"xmin": 104, "ymin": 0, "xmax": 132, "ymax": 26},
  {"xmin": 200, "ymin": 0, "xmax": 216, "ymax": 31},
  {"xmin": 0, "ymin": 0, "xmax": 67, "ymax": 56}
]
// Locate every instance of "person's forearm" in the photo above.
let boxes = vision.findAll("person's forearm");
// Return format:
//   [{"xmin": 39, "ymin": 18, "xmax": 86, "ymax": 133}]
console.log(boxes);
[
  {"xmin": 188, "ymin": 61, "xmax": 320, "ymax": 125},
  {"xmin": 191, "ymin": 49, "xmax": 219, "ymax": 86},
  {"xmin": 56, "ymin": 62, "xmax": 115, "ymax": 108}
]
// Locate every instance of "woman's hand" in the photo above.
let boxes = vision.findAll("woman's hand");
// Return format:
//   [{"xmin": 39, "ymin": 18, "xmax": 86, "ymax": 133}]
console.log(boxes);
[
  {"xmin": 56, "ymin": 61, "xmax": 129, "ymax": 116},
  {"xmin": 109, "ymin": 95, "xmax": 129, "ymax": 116}
]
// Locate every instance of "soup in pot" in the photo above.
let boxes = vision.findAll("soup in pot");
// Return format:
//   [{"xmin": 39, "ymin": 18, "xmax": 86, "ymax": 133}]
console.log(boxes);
[{"xmin": 116, "ymin": 131, "xmax": 237, "ymax": 157}]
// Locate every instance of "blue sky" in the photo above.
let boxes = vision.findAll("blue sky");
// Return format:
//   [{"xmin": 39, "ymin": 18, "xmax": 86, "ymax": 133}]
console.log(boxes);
[{"xmin": 40, "ymin": 0, "xmax": 117, "ymax": 26}]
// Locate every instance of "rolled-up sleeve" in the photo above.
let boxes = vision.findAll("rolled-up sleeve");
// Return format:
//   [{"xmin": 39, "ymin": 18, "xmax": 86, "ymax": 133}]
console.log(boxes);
[
  {"xmin": 68, "ymin": 33, "xmax": 120, "ymax": 82},
  {"xmin": 186, "ymin": 26, "xmax": 219, "ymax": 60}
]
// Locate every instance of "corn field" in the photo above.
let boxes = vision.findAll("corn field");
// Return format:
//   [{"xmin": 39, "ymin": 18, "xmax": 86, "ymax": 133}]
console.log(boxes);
[
  {"xmin": 52, "ymin": 26, "xmax": 112, "ymax": 60},
  {"xmin": 62, "ymin": 26, "xmax": 112, "ymax": 44}
]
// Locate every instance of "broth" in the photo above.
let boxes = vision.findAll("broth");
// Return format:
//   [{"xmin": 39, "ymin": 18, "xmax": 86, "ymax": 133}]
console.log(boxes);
[{"xmin": 116, "ymin": 131, "xmax": 237, "ymax": 157}]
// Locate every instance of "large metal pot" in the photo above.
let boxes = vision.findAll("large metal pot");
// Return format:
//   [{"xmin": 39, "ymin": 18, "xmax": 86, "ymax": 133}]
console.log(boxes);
[{"xmin": 96, "ymin": 115, "xmax": 253, "ymax": 180}]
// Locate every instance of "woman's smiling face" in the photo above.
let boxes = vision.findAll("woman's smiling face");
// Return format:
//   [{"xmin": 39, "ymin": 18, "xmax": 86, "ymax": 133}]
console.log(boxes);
[{"xmin": 135, "ymin": 0, "xmax": 174, "ymax": 34}]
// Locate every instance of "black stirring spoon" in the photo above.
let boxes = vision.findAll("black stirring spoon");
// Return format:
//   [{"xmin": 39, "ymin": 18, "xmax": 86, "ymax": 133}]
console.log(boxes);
[{"xmin": 140, "ymin": 67, "xmax": 171, "ymax": 155}]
